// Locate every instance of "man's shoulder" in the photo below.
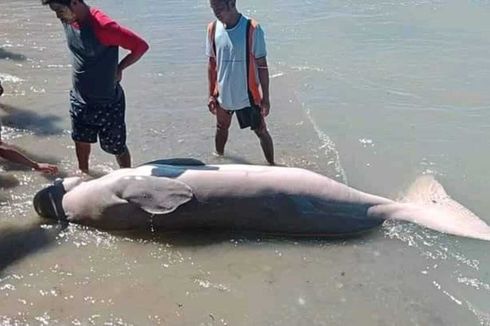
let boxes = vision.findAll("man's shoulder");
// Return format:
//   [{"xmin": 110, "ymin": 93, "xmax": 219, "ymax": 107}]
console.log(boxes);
[
  {"xmin": 242, "ymin": 15, "xmax": 261, "ymax": 28},
  {"xmin": 90, "ymin": 7, "xmax": 118, "ymax": 29},
  {"xmin": 207, "ymin": 20, "xmax": 217, "ymax": 34}
]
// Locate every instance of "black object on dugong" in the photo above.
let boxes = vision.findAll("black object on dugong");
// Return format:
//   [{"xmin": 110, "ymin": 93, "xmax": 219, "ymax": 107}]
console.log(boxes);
[{"xmin": 33, "ymin": 179, "xmax": 66, "ymax": 220}]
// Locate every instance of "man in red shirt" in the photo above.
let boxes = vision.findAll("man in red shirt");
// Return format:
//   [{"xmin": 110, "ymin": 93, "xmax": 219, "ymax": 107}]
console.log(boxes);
[{"xmin": 42, "ymin": 0, "xmax": 149, "ymax": 173}]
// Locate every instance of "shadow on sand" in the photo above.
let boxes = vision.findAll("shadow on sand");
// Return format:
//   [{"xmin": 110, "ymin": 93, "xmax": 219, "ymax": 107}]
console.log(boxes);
[
  {"xmin": 0, "ymin": 103, "xmax": 64, "ymax": 136},
  {"xmin": 0, "ymin": 173, "xmax": 20, "ymax": 202},
  {"xmin": 0, "ymin": 103, "xmax": 63, "ymax": 178},
  {"xmin": 109, "ymin": 226, "xmax": 379, "ymax": 248},
  {"xmin": 0, "ymin": 173, "xmax": 20, "ymax": 189},
  {"xmin": 0, "ymin": 223, "xmax": 64, "ymax": 272},
  {"xmin": 0, "ymin": 48, "xmax": 27, "ymax": 62}
]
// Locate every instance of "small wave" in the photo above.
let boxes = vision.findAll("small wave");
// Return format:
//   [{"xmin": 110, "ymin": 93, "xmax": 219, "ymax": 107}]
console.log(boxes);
[
  {"xmin": 193, "ymin": 278, "xmax": 231, "ymax": 292},
  {"xmin": 384, "ymin": 221, "xmax": 489, "ymax": 324},
  {"xmin": 359, "ymin": 138, "xmax": 375, "ymax": 147},
  {"xmin": 270, "ymin": 72, "xmax": 285, "ymax": 79},
  {"xmin": 290, "ymin": 65, "xmax": 325, "ymax": 73},
  {"xmin": 0, "ymin": 73, "xmax": 24, "ymax": 83},
  {"xmin": 0, "ymin": 126, "xmax": 31, "ymax": 141},
  {"xmin": 29, "ymin": 86, "xmax": 46, "ymax": 94},
  {"xmin": 457, "ymin": 276, "xmax": 490, "ymax": 292},
  {"xmin": 46, "ymin": 64, "xmax": 71, "ymax": 68},
  {"xmin": 431, "ymin": 280, "xmax": 490, "ymax": 325},
  {"xmin": 432, "ymin": 280, "xmax": 463, "ymax": 305},
  {"xmin": 303, "ymin": 106, "xmax": 347, "ymax": 183},
  {"xmin": 56, "ymin": 224, "xmax": 118, "ymax": 249},
  {"xmin": 465, "ymin": 301, "xmax": 490, "ymax": 326},
  {"xmin": 0, "ymin": 316, "xmax": 25, "ymax": 326},
  {"xmin": 386, "ymin": 89, "xmax": 422, "ymax": 100}
]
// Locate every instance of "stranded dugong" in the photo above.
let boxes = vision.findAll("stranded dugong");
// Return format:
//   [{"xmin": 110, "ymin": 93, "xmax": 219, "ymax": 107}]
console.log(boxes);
[{"xmin": 33, "ymin": 159, "xmax": 490, "ymax": 241}]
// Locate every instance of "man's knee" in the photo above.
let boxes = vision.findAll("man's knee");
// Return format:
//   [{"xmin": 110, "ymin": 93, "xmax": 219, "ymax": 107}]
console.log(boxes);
[
  {"xmin": 254, "ymin": 126, "xmax": 269, "ymax": 138},
  {"xmin": 216, "ymin": 118, "xmax": 232, "ymax": 132},
  {"xmin": 215, "ymin": 105, "xmax": 233, "ymax": 131}
]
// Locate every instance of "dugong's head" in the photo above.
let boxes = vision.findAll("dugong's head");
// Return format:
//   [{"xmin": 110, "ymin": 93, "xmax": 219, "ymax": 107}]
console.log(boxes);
[{"xmin": 33, "ymin": 177, "xmax": 82, "ymax": 220}]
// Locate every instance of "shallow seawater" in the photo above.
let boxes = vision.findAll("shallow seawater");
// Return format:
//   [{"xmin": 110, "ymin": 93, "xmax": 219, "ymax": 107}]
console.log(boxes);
[{"xmin": 0, "ymin": 0, "xmax": 489, "ymax": 325}]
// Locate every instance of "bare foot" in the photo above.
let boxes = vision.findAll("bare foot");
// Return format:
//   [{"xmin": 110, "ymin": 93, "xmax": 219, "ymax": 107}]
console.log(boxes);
[{"xmin": 71, "ymin": 169, "xmax": 92, "ymax": 181}]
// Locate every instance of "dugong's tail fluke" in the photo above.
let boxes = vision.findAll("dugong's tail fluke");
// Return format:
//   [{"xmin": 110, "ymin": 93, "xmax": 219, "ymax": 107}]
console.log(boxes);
[{"xmin": 368, "ymin": 176, "xmax": 490, "ymax": 241}]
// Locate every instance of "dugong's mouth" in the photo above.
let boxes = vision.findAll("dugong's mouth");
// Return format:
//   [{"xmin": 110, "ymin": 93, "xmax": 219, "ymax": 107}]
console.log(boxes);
[{"xmin": 33, "ymin": 179, "xmax": 67, "ymax": 220}]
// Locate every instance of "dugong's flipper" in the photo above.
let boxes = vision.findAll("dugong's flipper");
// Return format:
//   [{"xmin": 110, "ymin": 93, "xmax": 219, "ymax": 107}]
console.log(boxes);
[
  {"xmin": 368, "ymin": 176, "xmax": 490, "ymax": 241},
  {"xmin": 116, "ymin": 175, "xmax": 194, "ymax": 215}
]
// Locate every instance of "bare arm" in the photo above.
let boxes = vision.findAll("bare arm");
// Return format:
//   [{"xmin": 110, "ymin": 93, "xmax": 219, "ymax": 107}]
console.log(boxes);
[
  {"xmin": 207, "ymin": 56, "xmax": 218, "ymax": 114},
  {"xmin": 256, "ymin": 56, "xmax": 270, "ymax": 116},
  {"xmin": 117, "ymin": 40, "xmax": 149, "ymax": 80},
  {"xmin": 97, "ymin": 22, "xmax": 150, "ymax": 82},
  {"xmin": 0, "ymin": 142, "xmax": 58, "ymax": 174}
]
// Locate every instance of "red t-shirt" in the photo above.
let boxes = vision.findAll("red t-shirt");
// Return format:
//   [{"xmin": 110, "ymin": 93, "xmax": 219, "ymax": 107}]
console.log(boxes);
[{"xmin": 71, "ymin": 8, "xmax": 149, "ymax": 56}]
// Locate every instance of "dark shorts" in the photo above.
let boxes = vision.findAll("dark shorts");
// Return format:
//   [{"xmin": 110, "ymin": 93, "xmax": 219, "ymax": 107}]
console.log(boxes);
[
  {"xmin": 216, "ymin": 104, "xmax": 266, "ymax": 132},
  {"xmin": 69, "ymin": 90, "xmax": 127, "ymax": 155}
]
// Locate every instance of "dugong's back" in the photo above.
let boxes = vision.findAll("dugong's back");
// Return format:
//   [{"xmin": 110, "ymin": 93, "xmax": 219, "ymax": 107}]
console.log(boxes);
[{"xmin": 151, "ymin": 165, "xmax": 388, "ymax": 236}]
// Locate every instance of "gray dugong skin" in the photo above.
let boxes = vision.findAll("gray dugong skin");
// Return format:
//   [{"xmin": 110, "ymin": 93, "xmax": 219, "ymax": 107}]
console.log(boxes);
[{"xmin": 59, "ymin": 162, "xmax": 391, "ymax": 236}]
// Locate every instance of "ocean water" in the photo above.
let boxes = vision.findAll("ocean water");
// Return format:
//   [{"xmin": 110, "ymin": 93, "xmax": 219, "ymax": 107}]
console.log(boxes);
[{"xmin": 0, "ymin": 0, "xmax": 489, "ymax": 324}]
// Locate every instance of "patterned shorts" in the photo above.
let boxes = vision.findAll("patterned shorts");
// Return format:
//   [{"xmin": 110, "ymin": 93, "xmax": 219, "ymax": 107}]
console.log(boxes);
[{"xmin": 69, "ymin": 91, "xmax": 127, "ymax": 155}]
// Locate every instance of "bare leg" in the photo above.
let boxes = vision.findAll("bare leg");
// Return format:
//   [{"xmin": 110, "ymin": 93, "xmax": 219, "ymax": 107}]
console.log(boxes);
[
  {"xmin": 75, "ymin": 141, "xmax": 91, "ymax": 173},
  {"xmin": 215, "ymin": 128, "xmax": 228, "ymax": 156},
  {"xmin": 116, "ymin": 147, "xmax": 131, "ymax": 168},
  {"xmin": 255, "ymin": 129, "xmax": 275, "ymax": 165},
  {"xmin": 215, "ymin": 106, "xmax": 232, "ymax": 156}
]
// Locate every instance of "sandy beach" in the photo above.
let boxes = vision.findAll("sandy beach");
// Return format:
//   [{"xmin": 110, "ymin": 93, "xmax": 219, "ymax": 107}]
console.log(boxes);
[{"xmin": 1, "ymin": 0, "xmax": 489, "ymax": 324}]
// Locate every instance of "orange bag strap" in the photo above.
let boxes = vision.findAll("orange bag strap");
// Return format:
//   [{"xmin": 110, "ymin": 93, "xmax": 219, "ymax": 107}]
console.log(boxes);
[
  {"xmin": 246, "ymin": 19, "xmax": 261, "ymax": 106},
  {"xmin": 211, "ymin": 20, "xmax": 217, "ymax": 57},
  {"xmin": 207, "ymin": 20, "xmax": 218, "ymax": 96}
]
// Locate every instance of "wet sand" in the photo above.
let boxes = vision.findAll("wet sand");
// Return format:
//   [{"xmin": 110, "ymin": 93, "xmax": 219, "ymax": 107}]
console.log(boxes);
[{"xmin": 1, "ymin": 0, "xmax": 489, "ymax": 325}]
